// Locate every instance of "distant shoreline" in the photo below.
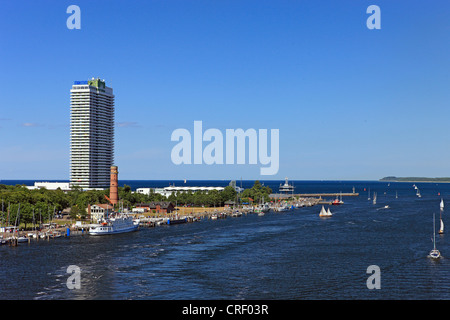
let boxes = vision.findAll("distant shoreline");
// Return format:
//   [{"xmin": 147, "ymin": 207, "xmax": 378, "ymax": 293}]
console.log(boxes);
[{"xmin": 380, "ymin": 176, "xmax": 450, "ymax": 183}]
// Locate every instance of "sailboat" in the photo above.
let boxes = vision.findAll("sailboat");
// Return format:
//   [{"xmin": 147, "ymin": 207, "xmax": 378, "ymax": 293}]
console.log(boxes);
[
  {"xmin": 439, "ymin": 199, "xmax": 444, "ymax": 235},
  {"xmin": 373, "ymin": 192, "xmax": 377, "ymax": 205},
  {"xmin": 429, "ymin": 213, "xmax": 441, "ymax": 259},
  {"xmin": 319, "ymin": 206, "xmax": 332, "ymax": 217},
  {"xmin": 368, "ymin": 188, "xmax": 371, "ymax": 201},
  {"xmin": 395, "ymin": 191, "xmax": 398, "ymax": 199},
  {"xmin": 327, "ymin": 207, "xmax": 333, "ymax": 216}
]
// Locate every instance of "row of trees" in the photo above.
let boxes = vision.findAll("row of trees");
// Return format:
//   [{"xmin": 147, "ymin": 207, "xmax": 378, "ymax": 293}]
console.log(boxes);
[
  {"xmin": 159, "ymin": 181, "xmax": 272, "ymax": 207},
  {"xmin": 0, "ymin": 181, "xmax": 271, "ymax": 228},
  {"xmin": 166, "ymin": 186, "xmax": 237, "ymax": 207}
]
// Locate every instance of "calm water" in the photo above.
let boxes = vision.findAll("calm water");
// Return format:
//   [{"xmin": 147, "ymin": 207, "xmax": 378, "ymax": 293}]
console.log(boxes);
[{"xmin": 1, "ymin": 181, "xmax": 449, "ymax": 300}]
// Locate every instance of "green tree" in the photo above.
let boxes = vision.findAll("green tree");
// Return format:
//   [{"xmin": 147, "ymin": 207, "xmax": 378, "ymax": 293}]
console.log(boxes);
[{"xmin": 221, "ymin": 186, "xmax": 237, "ymax": 203}]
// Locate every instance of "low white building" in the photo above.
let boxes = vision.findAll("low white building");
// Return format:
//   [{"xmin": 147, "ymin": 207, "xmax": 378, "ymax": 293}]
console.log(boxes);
[
  {"xmin": 26, "ymin": 182, "xmax": 71, "ymax": 191},
  {"xmin": 136, "ymin": 186, "xmax": 225, "ymax": 197}
]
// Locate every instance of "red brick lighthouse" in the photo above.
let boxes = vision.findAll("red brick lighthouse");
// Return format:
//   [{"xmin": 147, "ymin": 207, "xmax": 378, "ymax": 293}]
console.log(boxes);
[{"xmin": 110, "ymin": 166, "xmax": 119, "ymax": 206}]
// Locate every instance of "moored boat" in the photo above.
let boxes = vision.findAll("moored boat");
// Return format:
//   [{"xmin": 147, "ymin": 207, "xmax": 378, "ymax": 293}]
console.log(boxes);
[{"xmin": 89, "ymin": 213, "xmax": 139, "ymax": 235}]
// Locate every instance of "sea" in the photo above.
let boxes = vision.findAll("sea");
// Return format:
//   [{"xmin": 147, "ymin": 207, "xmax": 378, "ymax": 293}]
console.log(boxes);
[{"xmin": 0, "ymin": 180, "xmax": 449, "ymax": 301}]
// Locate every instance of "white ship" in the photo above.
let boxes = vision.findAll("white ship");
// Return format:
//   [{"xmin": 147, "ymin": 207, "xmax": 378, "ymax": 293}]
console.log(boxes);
[
  {"xmin": 89, "ymin": 214, "xmax": 139, "ymax": 236},
  {"xmin": 279, "ymin": 177, "xmax": 295, "ymax": 194}
]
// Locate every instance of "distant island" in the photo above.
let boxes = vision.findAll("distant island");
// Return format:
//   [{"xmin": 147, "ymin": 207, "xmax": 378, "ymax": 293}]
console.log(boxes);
[{"xmin": 380, "ymin": 176, "xmax": 450, "ymax": 183}]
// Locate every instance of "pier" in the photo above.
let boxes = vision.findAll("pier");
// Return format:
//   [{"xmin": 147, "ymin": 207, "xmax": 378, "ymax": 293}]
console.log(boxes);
[{"xmin": 294, "ymin": 193, "xmax": 359, "ymax": 197}]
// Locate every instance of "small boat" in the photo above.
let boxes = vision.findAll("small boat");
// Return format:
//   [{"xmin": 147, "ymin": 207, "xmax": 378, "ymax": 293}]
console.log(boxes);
[
  {"xmin": 0, "ymin": 236, "xmax": 9, "ymax": 245},
  {"xmin": 429, "ymin": 213, "xmax": 441, "ymax": 259},
  {"xmin": 50, "ymin": 231, "xmax": 62, "ymax": 238},
  {"xmin": 331, "ymin": 194, "xmax": 344, "ymax": 205},
  {"xmin": 275, "ymin": 205, "xmax": 290, "ymax": 212},
  {"xmin": 231, "ymin": 211, "xmax": 242, "ymax": 217},
  {"xmin": 439, "ymin": 199, "xmax": 444, "ymax": 235},
  {"xmin": 373, "ymin": 192, "xmax": 377, "ymax": 205},
  {"xmin": 319, "ymin": 206, "xmax": 332, "ymax": 217},
  {"xmin": 331, "ymin": 199, "xmax": 341, "ymax": 205},
  {"xmin": 167, "ymin": 218, "xmax": 187, "ymax": 225},
  {"xmin": 17, "ymin": 236, "xmax": 29, "ymax": 243}
]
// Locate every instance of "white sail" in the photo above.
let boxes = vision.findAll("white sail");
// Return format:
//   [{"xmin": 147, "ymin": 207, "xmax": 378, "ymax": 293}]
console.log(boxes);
[
  {"xmin": 440, "ymin": 219, "xmax": 444, "ymax": 234},
  {"xmin": 319, "ymin": 206, "xmax": 330, "ymax": 217},
  {"xmin": 440, "ymin": 199, "xmax": 444, "ymax": 211},
  {"xmin": 327, "ymin": 208, "xmax": 333, "ymax": 216}
]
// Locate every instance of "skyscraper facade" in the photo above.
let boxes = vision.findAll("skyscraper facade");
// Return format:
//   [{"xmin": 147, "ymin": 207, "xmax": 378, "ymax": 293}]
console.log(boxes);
[{"xmin": 70, "ymin": 78, "xmax": 115, "ymax": 189}]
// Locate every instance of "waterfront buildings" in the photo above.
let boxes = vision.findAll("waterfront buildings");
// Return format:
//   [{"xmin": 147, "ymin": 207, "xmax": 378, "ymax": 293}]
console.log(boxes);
[
  {"xmin": 133, "ymin": 202, "xmax": 175, "ymax": 214},
  {"xmin": 70, "ymin": 78, "xmax": 115, "ymax": 189},
  {"xmin": 136, "ymin": 186, "xmax": 226, "ymax": 197},
  {"xmin": 136, "ymin": 180, "xmax": 244, "ymax": 197}
]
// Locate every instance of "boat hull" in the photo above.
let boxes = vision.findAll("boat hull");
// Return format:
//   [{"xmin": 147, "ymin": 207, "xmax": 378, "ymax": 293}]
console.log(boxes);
[
  {"xmin": 429, "ymin": 249, "xmax": 441, "ymax": 259},
  {"xmin": 89, "ymin": 225, "xmax": 138, "ymax": 236},
  {"xmin": 167, "ymin": 218, "xmax": 187, "ymax": 225}
]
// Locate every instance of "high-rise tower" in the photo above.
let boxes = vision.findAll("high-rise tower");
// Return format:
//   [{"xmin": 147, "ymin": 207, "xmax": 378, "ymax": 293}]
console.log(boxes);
[{"xmin": 70, "ymin": 78, "xmax": 115, "ymax": 189}]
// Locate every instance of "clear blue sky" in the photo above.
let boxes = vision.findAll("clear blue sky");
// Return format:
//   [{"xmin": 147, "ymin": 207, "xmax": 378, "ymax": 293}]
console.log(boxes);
[{"xmin": 0, "ymin": 0, "xmax": 449, "ymax": 180}]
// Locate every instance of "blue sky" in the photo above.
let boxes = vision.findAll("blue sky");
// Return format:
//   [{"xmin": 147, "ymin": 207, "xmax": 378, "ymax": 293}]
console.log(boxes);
[{"xmin": 0, "ymin": 0, "xmax": 449, "ymax": 180}]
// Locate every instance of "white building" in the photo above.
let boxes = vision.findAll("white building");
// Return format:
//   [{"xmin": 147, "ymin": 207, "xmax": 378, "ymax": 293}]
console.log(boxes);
[
  {"xmin": 26, "ymin": 182, "xmax": 71, "ymax": 191},
  {"xmin": 88, "ymin": 204, "xmax": 113, "ymax": 223},
  {"xmin": 136, "ymin": 186, "xmax": 226, "ymax": 197},
  {"xmin": 70, "ymin": 78, "xmax": 115, "ymax": 189}
]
